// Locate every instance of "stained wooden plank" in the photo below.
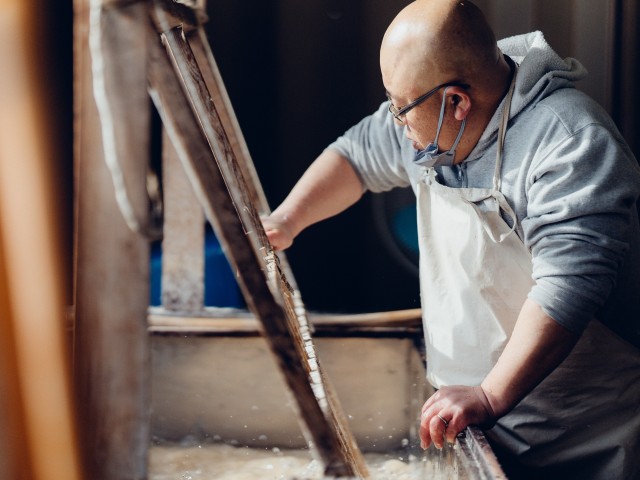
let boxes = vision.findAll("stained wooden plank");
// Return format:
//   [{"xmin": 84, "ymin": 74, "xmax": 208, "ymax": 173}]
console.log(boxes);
[
  {"xmin": 73, "ymin": 1, "xmax": 150, "ymax": 478},
  {"xmin": 147, "ymin": 307, "xmax": 423, "ymax": 336},
  {"xmin": 147, "ymin": 12, "xmax": 368, "ymax": 477}
]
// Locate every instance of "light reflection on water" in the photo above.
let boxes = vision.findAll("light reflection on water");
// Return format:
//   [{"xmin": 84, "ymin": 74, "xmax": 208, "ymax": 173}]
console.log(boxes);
[{"xmin": 149, "ymin": 441, "xmax": 466, "ymax": 480}]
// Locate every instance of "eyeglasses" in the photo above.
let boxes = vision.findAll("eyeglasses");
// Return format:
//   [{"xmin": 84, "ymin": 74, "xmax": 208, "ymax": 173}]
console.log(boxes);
[{"xmin": 387, "ymin": 81, "xmax": 470, "ymax": 123}]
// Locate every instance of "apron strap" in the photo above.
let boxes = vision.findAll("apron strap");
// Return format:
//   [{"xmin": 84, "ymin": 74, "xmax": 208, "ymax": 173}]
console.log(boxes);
[{"xmin": 493, "ymin": 65, "xmax": 518, "ymax": 192}]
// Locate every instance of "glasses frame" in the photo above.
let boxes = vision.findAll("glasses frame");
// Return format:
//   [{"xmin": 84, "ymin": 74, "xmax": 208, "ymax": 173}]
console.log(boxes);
[{"xmin": 387, "ymin": 81, "xmax": 470, "ymax": 122}]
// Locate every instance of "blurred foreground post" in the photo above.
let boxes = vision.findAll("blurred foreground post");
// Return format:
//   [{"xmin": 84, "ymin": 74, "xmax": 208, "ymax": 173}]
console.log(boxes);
[{"xmin": 0, "ymin": 0, "xmax": 83, "ymax": 479}]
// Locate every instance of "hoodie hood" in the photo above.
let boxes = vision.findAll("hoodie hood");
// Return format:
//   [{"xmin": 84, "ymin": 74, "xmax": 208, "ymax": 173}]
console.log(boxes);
[{"xmin": 467, "ymin": 31, "xmax": 588, "ymax": 162}]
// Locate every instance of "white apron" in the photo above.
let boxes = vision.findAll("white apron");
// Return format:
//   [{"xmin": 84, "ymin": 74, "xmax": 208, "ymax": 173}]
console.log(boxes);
[
  {"xmin": 416, "ymin": 75, "xmax": 531, "ymax": 388},
  {"xmin": 415, "ymin": 72, "xmax": 640, "ymax": 478}
]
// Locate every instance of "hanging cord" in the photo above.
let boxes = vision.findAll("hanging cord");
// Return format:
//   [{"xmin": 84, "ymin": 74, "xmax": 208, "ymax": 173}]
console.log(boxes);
[{"xmin": 88, "ymin": 0, "xmax": 163, "ymax": 240}]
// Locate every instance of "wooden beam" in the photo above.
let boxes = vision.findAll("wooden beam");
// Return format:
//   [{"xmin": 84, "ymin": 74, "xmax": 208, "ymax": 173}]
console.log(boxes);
[
  {"xmin": 73, "ymin": 1, "xmax": 150, "ymax": 478},
  {"xmin": 147, "ymin": 307, "xmax": 423, "ymax": 336},
  {"xmin": 147, "ymin": 12, "xmax": 368, "ymax": 477}
]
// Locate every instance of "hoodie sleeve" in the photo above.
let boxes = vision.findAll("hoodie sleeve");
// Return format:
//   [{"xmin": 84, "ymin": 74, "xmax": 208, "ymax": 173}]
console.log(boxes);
[
  {"xmin": 523, "ymin": 121, "xmax": 640, "ymax": 334},
  {"xmin": 326, "ymin": 101, "xmax": 412, "ymax": 193}
]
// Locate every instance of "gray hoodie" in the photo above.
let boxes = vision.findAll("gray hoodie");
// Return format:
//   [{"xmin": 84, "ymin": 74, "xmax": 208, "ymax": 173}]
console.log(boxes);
[{"xmin": 328, "ymin": 31, "xmax": 640, "ymax": 347}]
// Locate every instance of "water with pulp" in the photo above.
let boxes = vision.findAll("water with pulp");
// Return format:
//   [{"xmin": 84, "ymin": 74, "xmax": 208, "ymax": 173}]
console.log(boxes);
[{"xmin": 149, "ymin": 441, "xmax": 468, "ymax": 479}]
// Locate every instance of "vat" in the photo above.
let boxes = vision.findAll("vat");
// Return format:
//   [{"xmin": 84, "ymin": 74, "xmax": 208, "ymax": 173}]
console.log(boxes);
[
  {"xmin": 149, "ymin": 436, "xmax": 501, "ymax": 479},
  {"xmin": 149, "ymin": 308, "xmax": 507, "ymax": 478}
]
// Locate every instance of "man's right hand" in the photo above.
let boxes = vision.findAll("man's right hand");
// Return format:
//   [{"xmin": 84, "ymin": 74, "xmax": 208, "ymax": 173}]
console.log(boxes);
[
  {"xmin": 261, "ymin": 214, "xmax": 295, "ymax": 251},
  {"xmin": 259, "ymin": 150, "xmax": 363, "ymax": 252}
]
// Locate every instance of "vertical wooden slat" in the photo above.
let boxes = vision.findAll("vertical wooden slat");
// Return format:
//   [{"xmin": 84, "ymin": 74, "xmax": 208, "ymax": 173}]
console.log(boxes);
[
  {"xmin": 161, "ymin": 128, "xmax": 205, "ymax": 311},
  {"xmin": 74, "ymin": 0, "xmax": 150, "ymax": 478}
]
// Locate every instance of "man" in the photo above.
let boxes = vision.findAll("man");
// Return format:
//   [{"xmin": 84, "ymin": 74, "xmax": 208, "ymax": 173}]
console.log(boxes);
[{"xmin": 262, "ymin": 1, "xmax": 640, "ymax": 478}]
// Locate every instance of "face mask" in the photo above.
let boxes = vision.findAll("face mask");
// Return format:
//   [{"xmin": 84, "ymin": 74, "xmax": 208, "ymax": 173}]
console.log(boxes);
[{"xmin": 414, "ymin": 87, "xmax": 465, "ymax": 167}]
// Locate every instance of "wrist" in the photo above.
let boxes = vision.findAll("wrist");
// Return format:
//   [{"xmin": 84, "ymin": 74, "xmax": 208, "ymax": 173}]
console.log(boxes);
[
  {"xmin": 269, "ymin": 209, "xmax": 298, "ymax": 236},
  {"xmin": 478, "ymin": 381, "xmax": 513, "ymax": 419},
  {"xmin": 474, "ymin": 385, "xmax": 498, "ymax": 419}
]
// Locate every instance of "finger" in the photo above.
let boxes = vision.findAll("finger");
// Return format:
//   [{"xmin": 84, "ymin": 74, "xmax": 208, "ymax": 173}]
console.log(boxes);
[
  {"xmin": 444, "ymin": 417, "xmax": 460, "ymax": 444},
  {"xmin": 265, "ymin": 230, "xmax": 290, "ymax": 251},
  {"xmin": 419, "ymin": 411, "xmax": 432, "ymax": 450},
  {"xmin": 429, "ymin": 415, "xmax": 447, "ymax": 449},
  {"xmin": 419, "ymin": 401, "xmax": 444, "ymax": 449},
  {"xmin": 420, "ymin": 391, "xmax": 440, "ymax": 416}
]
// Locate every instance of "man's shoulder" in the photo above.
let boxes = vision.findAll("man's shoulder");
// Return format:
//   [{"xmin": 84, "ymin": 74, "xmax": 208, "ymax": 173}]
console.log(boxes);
[{"xmin": 528, "ymin": 87, "xmax": 618, "ymax": 137}]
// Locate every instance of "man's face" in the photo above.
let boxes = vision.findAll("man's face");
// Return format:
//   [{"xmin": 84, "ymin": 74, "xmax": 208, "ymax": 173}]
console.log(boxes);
[
  {"xmin": 383, "ymin": 74, "xmax": 446, "ymax": 152},
  {"xmin": 381, "ymin": 52, "xmax": 456, "ymax": 153}
]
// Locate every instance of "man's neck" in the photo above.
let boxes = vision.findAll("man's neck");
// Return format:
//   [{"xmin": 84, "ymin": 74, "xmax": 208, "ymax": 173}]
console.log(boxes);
[{"xmin": 454, "ymin": 56, "xmax": 514, "ymax": 164}]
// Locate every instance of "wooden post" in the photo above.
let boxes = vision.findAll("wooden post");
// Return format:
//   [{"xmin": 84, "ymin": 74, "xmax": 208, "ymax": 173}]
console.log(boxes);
[{"xmin": 74, "ymin": 0, "xmax": 151, "ymax": 478}]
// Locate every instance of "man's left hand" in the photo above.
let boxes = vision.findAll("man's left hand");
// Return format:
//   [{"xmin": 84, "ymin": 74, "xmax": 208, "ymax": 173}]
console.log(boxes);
[{"xmin": 419, "ymin": 385, "xmax": 496, "ymax": 449}]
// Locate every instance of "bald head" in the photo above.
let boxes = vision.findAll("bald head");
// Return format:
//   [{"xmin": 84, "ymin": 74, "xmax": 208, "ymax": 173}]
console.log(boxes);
[
  {"xmin": 381, "ymin": 0, "xmax": 502, "ymax": 93},
  {"xmin": 381, "ymin": 0, "xmax": 512, "ymax": 162}
]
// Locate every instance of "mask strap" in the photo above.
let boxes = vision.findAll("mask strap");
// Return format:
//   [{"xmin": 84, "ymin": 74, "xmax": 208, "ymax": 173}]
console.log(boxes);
[
  {"xmin": 449, "ymin": 118, "xmax": 466, "ymax": 153},
  {"xmin": 434, "ymin": 88, "xmax": 466, "ymax": 158},
  {"xmin": 413, "ymin": 86, "xmax": 466, "ymax": 167},
  {"xmin": 429, "ymin": 88, "xmax": 466, "ymax": 157},
  {"xmin": 431, "ymin": 87, "xmax": 450, "ymax": 148}
]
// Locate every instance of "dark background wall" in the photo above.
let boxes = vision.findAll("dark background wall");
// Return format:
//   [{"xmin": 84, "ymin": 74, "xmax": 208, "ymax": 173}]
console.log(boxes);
[
  {"xmin": 202, "ymin": 0, "xmax": 639, "ymax": 314},
  {"xmin": 204, "ymin": 1, "xmax": 420, "ymax": 314}
]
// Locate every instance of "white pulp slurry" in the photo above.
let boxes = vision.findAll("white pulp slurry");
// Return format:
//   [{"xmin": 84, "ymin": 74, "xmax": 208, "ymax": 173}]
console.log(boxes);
[{"xmin": 149, "ymin": 443, "xmax": 464, "ymax": 480}]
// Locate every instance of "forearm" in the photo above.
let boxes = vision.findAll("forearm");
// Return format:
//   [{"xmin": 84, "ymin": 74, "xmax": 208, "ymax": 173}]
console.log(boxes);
[
  {"xmin": 480, "ymin": 298, "xmax": 580, "ymax": 418},
  {"xmin": 270, "ymin": 149, "xmax": 364, "ymax": 239}
]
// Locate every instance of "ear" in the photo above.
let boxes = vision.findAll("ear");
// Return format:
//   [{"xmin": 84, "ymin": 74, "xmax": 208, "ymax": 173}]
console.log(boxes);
[{"xmin": 448, "ymin": 87, "xmax": 471, "ymax": 121}]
